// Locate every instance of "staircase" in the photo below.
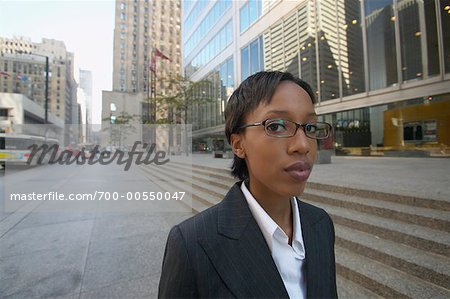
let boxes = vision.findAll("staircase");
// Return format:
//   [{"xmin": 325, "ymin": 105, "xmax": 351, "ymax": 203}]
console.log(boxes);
[{"xmin": 139, "ymin": 160, "xmax": 450, "ymax": 298}]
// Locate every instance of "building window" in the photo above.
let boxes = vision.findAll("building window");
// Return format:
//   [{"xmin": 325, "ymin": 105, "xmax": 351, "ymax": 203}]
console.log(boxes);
[
  {"xmin": 183, "ymin": 0, "xmax": 232, "ymax": 58},
  {"xmin": 441, "ymin": 0, "xmax": 450, "ymax": 73},
  {"xmin": 241, "ymin": 36, "xmax": 263, "ymax": 81},
  {"xmin": 120, "ymin": 12, "xmax": 126, "ymax": 20},
  {"xmin": 120, "ymin": 2, "xmax": 126, "ymax": 10},
  {"xmin": 0, "ymin": 108, "xmax": 8, "ymax": 117},
  {"xmin": 365, "ymin": 0, "xmax": 398, "ymax": 90},
  {"xmin": 397, "ymin": 0, "xmax": 440, "ymax": 81},
  {"xmin": 186, "ymin": 21, "xmax": 233, "ymax": 76},
  {"xmin": 240, "ymin": 0, "xmax": 262, "ymax": 33},
  {"xmin": 241, "ymin": 47, "xmax": 249, "ymax": 81}
]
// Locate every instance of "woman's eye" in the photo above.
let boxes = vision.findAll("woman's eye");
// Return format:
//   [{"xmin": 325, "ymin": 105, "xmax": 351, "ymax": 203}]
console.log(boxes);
[
  {"xmin": 266, "ymin": 122, "xmax": 287, "ymax": 132},
  {"xmin": 305, "ymin": 124, "xmax": 317, "ymax": 133}
]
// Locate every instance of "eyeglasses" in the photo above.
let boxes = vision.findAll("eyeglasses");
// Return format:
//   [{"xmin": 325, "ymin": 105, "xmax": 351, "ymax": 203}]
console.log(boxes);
[{"xmin": 238, "ymin": 119, "xmax": 332, "ymax": 139}]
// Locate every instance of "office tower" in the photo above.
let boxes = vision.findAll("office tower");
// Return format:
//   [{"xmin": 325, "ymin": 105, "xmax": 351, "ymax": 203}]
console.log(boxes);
[
  {"xmin": 112, "ymin": 0, "xmax": 181, "ymax": 95},
  {"xmin": 183, "ymin": 0, "xmax": 450, "ymax": 156},
  {"xmin": 79, "ymin": 69, "xmax": 93, "ymax": 141},
  {"xmin": 0, "ymin": 36, "xmax": 77, "ymax": 124}
]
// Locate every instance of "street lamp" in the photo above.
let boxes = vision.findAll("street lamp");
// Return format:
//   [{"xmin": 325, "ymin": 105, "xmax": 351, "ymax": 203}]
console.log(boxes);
[{"xmin": 15, "ymin": 50, "xmax": 50, "ymax": 124}]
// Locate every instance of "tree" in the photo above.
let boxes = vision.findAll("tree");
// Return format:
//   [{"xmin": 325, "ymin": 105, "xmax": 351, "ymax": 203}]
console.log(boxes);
[
  {"xmin": 148, "ymin": 75, "xmax": 214, "ymax": 155},
  {"xmin": 102, "ymin": 111, "xmax": 139, "ymax": 147},
  {"xmin": 153, "ymin": 75, "xmax": 213, "ymax": 124}
]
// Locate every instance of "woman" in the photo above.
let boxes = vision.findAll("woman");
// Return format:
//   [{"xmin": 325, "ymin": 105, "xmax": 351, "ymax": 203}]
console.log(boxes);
[{"xmin": 158, "ymin": 71, "xmax": 337, "ymax": 298}]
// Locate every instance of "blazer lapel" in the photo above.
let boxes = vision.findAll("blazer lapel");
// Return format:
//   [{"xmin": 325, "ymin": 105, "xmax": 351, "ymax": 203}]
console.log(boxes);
[
  {"xmin": 198, "ymin": 182, "xmax": 289, "ymax": 298},
  {"xmin": 298, "ymin": 199, "xmax": 322, "ymax": 299}
]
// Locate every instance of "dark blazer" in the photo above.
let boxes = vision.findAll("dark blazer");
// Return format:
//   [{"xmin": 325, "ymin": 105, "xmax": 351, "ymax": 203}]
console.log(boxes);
[{"xmin": 158, "ymin": 182, "xmax": 337, "ymax": 298}]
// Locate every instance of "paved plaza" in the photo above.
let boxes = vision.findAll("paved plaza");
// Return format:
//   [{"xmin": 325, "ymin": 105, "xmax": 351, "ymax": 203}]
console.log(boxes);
[{"xmin": 0, "ymin": 154, "xmax": 449, "ymax": 298}]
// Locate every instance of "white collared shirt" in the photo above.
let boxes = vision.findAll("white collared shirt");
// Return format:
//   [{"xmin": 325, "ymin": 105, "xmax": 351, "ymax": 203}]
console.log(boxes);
[{"xmin": 241, "ymin": 181, "xmax": 306, "ymax": 299}]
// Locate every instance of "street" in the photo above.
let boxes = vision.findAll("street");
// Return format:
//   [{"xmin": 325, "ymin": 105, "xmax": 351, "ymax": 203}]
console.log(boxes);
[{"xmin": 0, "ymin": 161, "xmax": 194, "ymax": 298}]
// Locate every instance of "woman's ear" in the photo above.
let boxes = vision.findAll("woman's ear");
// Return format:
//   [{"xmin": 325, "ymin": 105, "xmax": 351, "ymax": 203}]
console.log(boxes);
[{"xmin": 230, "ymin": 133, "xmax": 246, "ymax": 159}]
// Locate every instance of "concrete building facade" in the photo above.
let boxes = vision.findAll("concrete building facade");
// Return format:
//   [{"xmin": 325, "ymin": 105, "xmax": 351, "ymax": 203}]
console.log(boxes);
[
  {"xmin": 0, "ymin": 93, "xmax": 64, "ymax": 136},
  {"xmin": 112, "ymin": 0, "xmax": 182, "ymax": 94},
  {"xmin": 0, "ymin": 36, "xmax": 78, "ymax": 126},
  {"xmin": 103, "ymin": 0, "xmax": 183, "ymax": 148}
]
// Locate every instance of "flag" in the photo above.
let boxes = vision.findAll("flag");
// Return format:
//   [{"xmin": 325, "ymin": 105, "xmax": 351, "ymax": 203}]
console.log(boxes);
[
  {"xmin": 0, "ymin": 71, "xmax": 9, "ymax": 77},
  {"xmin": 16, "ymin": 74, "xmax": 28, "ymax": 81},
  {"xmin": 154, "ymin": 48, "xmax": 170, "ymax": 61},
  {"xmin": 149, "ymin": 57, "xmax": 156, "ymax": 74}
]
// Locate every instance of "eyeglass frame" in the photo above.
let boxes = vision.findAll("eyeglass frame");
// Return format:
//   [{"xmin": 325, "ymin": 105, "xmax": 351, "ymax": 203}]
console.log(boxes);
[{"xmin": 237, "ymin": 118, "xmax": 332, "ymax": 140}]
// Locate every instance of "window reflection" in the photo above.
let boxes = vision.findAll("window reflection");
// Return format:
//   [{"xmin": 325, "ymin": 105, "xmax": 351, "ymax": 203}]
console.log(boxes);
[
  {"xmin": 298, "ymin": 4, "xmax": 318, "ymax": 98},
  {"xmin": 398, "ymin": 0, "xmax": 439, "ymax": 81},
  {"xmin": 240, "ymin": 0, "xmax": 262, "ymax": 33},
  {"xmin": 323, "ymin": 94, "xmax": 450, "ymax": 155},
  {"xmin": 184, "ymin": 1, "xmax": 231, "ymax": 58},
  {"xmin": 441, "ymin": 0, "xmax": 450, "ymax": 73},
  {"xmin": 241, "ymin": 36, "xmax": 263, "ymax": 81},
  {"xmin": 317, "ymin": 1, "xmax": 340, "ymax": 101},
  {"xmin": 240, "ymin": 3, "xmax": 249, "ymax": 33},
  {"xmin": 241, "ymin": 47, "xmax": 249, "ymax": 81},
  {"xmin": 189, "ymin": 56, "xmax": 233, "ymax": 131},
  {"xmin": 186, "ymin": 21, "xmax": 232, "ymax": 77},
  {"xmin": 338, "ymin": 0, "xmax": 365, "ymax": 96},
  {"xmin": 365, "ymin": 0, "xmax": 398, "ymax": 90}
]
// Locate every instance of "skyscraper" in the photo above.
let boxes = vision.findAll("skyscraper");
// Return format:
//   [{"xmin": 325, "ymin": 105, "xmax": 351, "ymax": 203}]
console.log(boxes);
[
  {"xmin": 102, "ymin": 0, "xmax": 183, "ymax": 148},
  {"xmin": 0, "ymin": 36, "xmax": 77, "ymax": 124},
  {"xmin": 112, "ymin": 0, "xmax": 182, "ymax": 95},
  {"xmin": 79, "ymin": 69, "xmax": 93, "ymax": 142}
]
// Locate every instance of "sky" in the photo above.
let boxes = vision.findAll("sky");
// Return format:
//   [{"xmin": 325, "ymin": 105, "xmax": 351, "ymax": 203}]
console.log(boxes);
[{"xmin": 0, "ymin": 0, "xmax": 115, "ymax": 124}]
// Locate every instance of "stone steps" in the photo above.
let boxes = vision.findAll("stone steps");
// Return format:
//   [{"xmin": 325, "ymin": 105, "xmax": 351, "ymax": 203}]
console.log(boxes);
[
  {"xmin": 138, "ymin": 164, "xmax": 210, "ymax": 212},
  {"xmin": 336, "ymin": 275, "xmax": 383, "ymax": 299},
  {"xmin": 306, "ymin": 201, "xmax": 450, "ymax": 257},
  {"xmin": 139, "ymin": 161, "xmax": 450, "ymax": 298},
  {"xmin": 302, "ymin": 189, "xmax": 450, "ymax": 232},
  {"xmin": 306, "ymin": 182, "xmax": 450, "ymax": 211},
  {"xmin": 336, "ymin": 246, "xmax": 450, "ymax": 298},
  {"xmin": 335, "ymin": 224, "xmax": 450, "ymax": 289}
]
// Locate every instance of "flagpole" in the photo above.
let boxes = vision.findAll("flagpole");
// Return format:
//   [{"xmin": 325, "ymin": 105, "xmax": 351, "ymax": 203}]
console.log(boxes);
[
  {"xmin": 147, "ymin": 49, "xmax": 154, "ymax": 123},
  {"xmin": 152, "ymin": 50, "xmax": 156, "ymax": 124},
  {"xmin": 44, "ymin": 56, "xmax": 49, "ymax": 124}
]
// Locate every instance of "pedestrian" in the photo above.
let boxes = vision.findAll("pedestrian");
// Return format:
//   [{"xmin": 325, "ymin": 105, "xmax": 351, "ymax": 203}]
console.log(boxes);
[{"xmin": 158, "ymin": 71, "xmax": 337, "ymax": 298}]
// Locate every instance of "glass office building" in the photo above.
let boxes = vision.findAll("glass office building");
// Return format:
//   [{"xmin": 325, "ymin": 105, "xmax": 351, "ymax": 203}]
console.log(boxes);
[{"xmin": 182, "ymin": 0, "xmax": 450, "ymax": 156}]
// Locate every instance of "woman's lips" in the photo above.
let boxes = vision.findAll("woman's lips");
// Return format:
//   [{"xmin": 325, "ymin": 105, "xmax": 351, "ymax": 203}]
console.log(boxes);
[{"xmin": 284, "ymin": 161, "xmax": 312, "ymax": 182}]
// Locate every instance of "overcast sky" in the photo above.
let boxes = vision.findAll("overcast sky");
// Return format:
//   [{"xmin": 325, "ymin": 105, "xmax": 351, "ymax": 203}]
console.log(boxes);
[{"xmin": 0, "ymin": 0, "xmax": 115, "ymax": 124}]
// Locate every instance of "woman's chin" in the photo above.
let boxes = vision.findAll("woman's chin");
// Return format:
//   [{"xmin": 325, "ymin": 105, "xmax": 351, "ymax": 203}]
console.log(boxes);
[{"xmin": 280, "ymin": 183, "xmax": 307, "ymax": 198}]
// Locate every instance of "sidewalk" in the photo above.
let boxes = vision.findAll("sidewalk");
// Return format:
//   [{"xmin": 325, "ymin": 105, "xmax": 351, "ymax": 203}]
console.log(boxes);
[{"xmin": 172, "ymin": 154, "xmax": 450, "ymax": 202}]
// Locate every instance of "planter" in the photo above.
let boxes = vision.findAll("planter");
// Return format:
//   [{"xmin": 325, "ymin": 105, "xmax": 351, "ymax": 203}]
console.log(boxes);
[{"xmin": 316, "ymin": 149, "xmax": 332, "ymax": 164}]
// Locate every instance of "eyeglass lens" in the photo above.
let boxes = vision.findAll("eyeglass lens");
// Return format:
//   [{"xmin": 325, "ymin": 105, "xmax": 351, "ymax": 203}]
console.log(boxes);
[{"xmin": 264, "ymin": 119, "xmax": 330, "ymax": 139}]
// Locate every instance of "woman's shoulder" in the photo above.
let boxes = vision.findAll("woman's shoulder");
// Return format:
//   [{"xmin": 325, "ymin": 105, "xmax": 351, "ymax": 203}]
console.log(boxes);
[
  {"xmin": 171, "ymin": 201, "xmax": 222, "ymax": 240},
  {"xmin": 297, "ymin": 198, "xmax": 333, "ymax": 225},
  {"xmin": 173, "ymin": 182, "xmax": 244, "ymax": 237}
]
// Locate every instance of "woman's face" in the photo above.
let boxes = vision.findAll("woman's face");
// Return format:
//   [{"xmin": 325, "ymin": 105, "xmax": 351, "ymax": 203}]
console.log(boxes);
[{"xmin": 233, "ymin": 81, "xmax": 318, "ymax": 201}]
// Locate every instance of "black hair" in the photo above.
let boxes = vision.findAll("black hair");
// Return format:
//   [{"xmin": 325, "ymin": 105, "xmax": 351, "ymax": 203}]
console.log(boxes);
[{"xmin": 224, "ymin": 71, "xmax": 316, "ymax": 181}]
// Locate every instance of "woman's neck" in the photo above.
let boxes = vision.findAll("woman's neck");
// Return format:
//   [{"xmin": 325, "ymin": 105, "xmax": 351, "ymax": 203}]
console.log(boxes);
[{"xmin": 246, "ymin": 180, "xmax": 294, "ymax": 242}]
